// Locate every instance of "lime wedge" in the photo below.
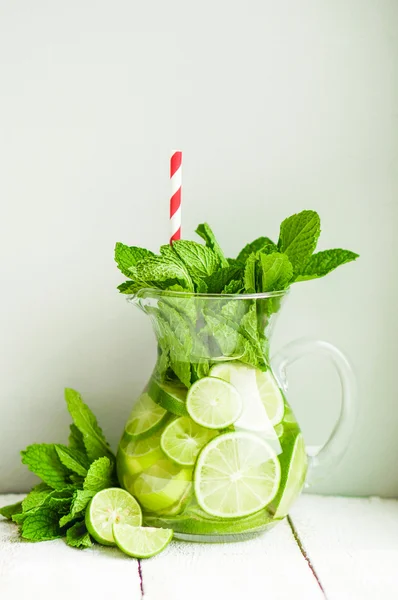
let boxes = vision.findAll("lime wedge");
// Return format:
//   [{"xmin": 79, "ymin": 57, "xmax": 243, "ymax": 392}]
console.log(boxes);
[
  {"xmin": 125, "ymin": 392, "xmax": 168, "ymax": 440},
  {"xmin": 149, "ymin": 379, "xmax": 188, "ymax": 416},
  {"xmin": 255, "ymin": 370, "xmax": 285, "ymax": 425},
  {"xmin": 186, "ymin": 377, "xmax": 242, "ymax": 429},
  {"xmin": 117, "ymin": 430, "xmax": 164, "ymax": 483},
  {"xmin": 113, "ymin": 523, "xmax": 173, "ymax": 558},
  {"xmin": 85, "ymin": 488, "xmax": 142, "ymax": 546},
  {"xmin": 161, "ymin": 416, "xmax": 218, "ymax": 467},
  {"xmin": 134, "ymin": 459, "xmax": 192, "ymax": 512},
  {"xmin": 274, "ymin": 423, "xmax": 284, "ymax": 438},
  {"xmin": 194, "ymin": 432, "xmax": 281, "ymax": 518},
  {"xmin": 272, "ymin": 433, "xmax": 308, "ymax": 519}
]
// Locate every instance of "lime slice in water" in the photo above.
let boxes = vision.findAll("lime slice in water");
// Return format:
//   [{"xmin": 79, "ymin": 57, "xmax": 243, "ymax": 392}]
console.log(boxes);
[
  {"xmin": 255, "ymin": 370, "xmax": 285, "ymax": 425},
  {"xmin": 186, "ymin": 377, "xmax": 243, "ymax": 429},
  {"xmin": 117, "ymin": 430, "xmax": 164, "ymax": 482},
  {"xmin": 113, "ymin": 523, "xmax": 173, "ymax": 558},
  {"xmin": 161, "ymin": 416, "xmax": 218, "ymax": 467},
  {"xmin": 149, "ymin": 379, "xmax": 188, "ymax": 416},
  {"xmin": 85, "ymin": 488, "xmax": 142, "ymax": 546},
  {"xmin": 272, "ymin": 433, "xmax": 308, "ymax": 519},
  {"xmin": 134, "ymin": 459, "xmax": 192, "ymax": 512},
  {"xmin": 194, "ymin": 431, "xmax": 281, "ymax": 518},
  {"xmin": 125, "ymin": 392, "xmax": 168, "ymax": 440}
]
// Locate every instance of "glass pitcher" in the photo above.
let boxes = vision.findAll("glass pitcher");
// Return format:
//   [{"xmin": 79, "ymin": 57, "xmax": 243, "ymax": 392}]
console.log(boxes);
[{"xmin": 117, "ymin": 289, "xmax": 356, "ymax": 542}]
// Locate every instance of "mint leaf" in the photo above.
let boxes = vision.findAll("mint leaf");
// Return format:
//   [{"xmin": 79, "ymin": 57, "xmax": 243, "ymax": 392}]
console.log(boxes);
[
  {"xmin": 171, "ymin": 241, "xmax": 220, "ymax": 280},
  {"xmin": 83, "ymin": 457, "xmax": 113, "ymax": 492},
  {"xmin": 295, "ymin": 248, "xmax": 359, "ymax": 282},
  {"xmin": 22, "ymin": 507, "xmax": 62, "ymax": 541},
  {"xmin": 59, "ymin": 489, "xmax": 94, "ymax": 527},
  {"xmin": 156, "ymin": 314, "xmax": 192, "ymax": 387},
  {"xmin": 259, "ymin": 252, "xmax": 293, "ymax": 291},
  {"xmin": 278, "ymin": 210, "xmax": 321, "ymax": 273},
  {"xmin": 114, "ymin": 243, "xmax": 154, "ymax": 278},
  {"xmin": 236, "ymin": 237, "xmax": 277, "ymax": 264},
  {"xmin": 195, "ymin": 223, "xmax": 229, "ymax": 267},
  {"xmin": 117, "ymin": 280, "xmax": 140, "ymax": 294},
  {"xmin": 55, "ymin": 445, "xmax": 89, "ymax": 477},
  {"xmin": 66, "ymin": 520, "xmax": 92, "ymax": 549},
  {"xmin": 21, "ymin": 444, "xmax": 72, "ymax": 490},
  {"xmin": 0, "ymin": 501, "xmax": 23, "ymax": 520},
  {"xmin": 239, "ymin": 303, "xmax": 264, "ymax": 363},
  {"xmin": 22, "ymin": 483, "xmax": 53, "ymax": 512},
  {"xmin": 64, "ymin": 388, "xmax": 114, "ymax": 463},
  {"xmin": 222, "ymin": 280, "xmax": 244, "ymax": 294},
  {"xmin": 244, "ymin": 254, "xmax": 257, "ymax": 293},
  {"xmin": 68, "ymin": 424, "xmax": 86, "ymax": 455},
  {"xmin": 203, "ymin": 266, "xmax": 243, "ymax": 294},
  {"xmin": 132, "ymin": 256, "xmax": 194, "ymax": 291}
]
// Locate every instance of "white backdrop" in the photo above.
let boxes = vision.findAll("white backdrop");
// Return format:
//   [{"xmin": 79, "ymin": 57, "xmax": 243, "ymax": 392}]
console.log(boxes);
[{"xmin": 0, "ymin": 0, "xmax": 397, "ymax": 496}]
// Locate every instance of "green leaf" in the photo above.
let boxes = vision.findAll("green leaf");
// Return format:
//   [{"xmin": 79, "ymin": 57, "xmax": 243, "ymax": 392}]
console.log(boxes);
[
  {"xmin": 64, "ymin": 388, "xmax": 114, "ymax": 463},
  {"xmin": 83, "ymin": 457, "xmax": 113, "ymax": 493},
  {"xmin": 55, "ymin": 445, "xmax": 89, "ymax": 477},
  {"xmin": 117, "ymin": 280, "xmax": 139, "ymax": 294},
  {"xmin": 259, "ymin": 252, "xmax": 293, "ymax": 291},
  {"xmin": 236, "ymin": 237, "xmax": 277, "ymax": 264},
  {"xmin": 21, "ymin": 444, "xmax": 72, "ymax": 490},
  {"xmin": 156, "ymin": 314, "xmax": 192, "ymax": 387},
  {"xmin": 22, "ymin": 507, "xmax": 62, "ymax": 541},
  {"xmin": 239, "ymin": 303, "xmax": 264, "ymax": 362},
  {"xmin": 171, "ymin": 241, "xmax": 220, "ymax": 280},
  {"xmin": 22, "ymin": 483, "xmax": 53, "ymax": 512},
  {"xmin": 132, "ymin": 256, "xmax": 194, "ymax": 291},
  {"xmin": 114, "ymin": 243, "xmax": 155, "ymax": 278},
  {"xmin": 68, "ymin": 424, "xmax": 87, "ymax": 455},
  {"xmin": 0, "ymin": 501, "xmax": 23, "ymax": 520},
  {"xmin": 295, "ymin": 248, "xmax": 359, "ymax": 282},
  {"xmin": 222, "ymin": 279, "xmax": 244, "ymax": 294},
  {"xmin": 66, "ymin": 520, "xmax": 92, "ymax": 549},
  {"xmin": 244, "ymin": 254, "xmax": 257, "ymax": 293},
  {"xmin": 59, "ymin": 489, "xmax": 94, "ymax": 527},
  {"xmin": 195, "ymin": 223, "xmax": 229, "ymax": 267},
  {"xmin": 278, "ymin": 210, "xmax": 321, "ymax": 273},
  {"xmin": 203, "ymin": 266, "xmax": 243, "ymax": 293}
]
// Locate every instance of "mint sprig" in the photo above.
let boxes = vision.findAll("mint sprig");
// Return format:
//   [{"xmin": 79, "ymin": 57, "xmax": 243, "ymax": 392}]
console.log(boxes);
[
  {"xmin": 114, "ymin": 210, "xmax": 358, "ymax": 387},
  {"xmin": 0, "ymin": 389, "xmax": 116, "ymax": 548}
]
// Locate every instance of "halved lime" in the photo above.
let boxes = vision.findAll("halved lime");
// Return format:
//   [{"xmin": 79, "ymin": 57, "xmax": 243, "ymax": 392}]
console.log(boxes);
[
  {"xmin": 161, "ymin": 416, "xmax": 218, "ymax": 467},
  {"xmin": 125, "ymin": 393, "xmax": 168, "ymax": 440},
  {"xmin": 194, "ymin": 432, "xmax": 281, "ymax": 518},
  {"xmin": 113, "ymin": 523, "xmax": 173, "ymax": 558},
  {"xmin": 149, "ymin": 379, "xmax": 188, "ymax": 416},
  {"xmin": 186, "ymin": 377, "xmax": 242, "ymax": 429},
  {"xmin": 210, "ymin": 363, "xmax": 284, "ymax": 426},
  {"xmin": 85, "ymin": 488, "xmax": 142, "ymax": 546},
  {"xmin": 117, "ymin": 430, "xmax": 165, "ymax": 482},
  {"xmin": 272, "ymin": 433, "xmax": 308, "ymax": 519},
  {"xmin": 134, "ymin": 459, "xmax": 192, "ymax": 512}
]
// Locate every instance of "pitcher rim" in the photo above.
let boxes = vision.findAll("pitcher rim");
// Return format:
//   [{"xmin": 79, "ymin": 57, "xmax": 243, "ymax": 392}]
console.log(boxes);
[{"xmin": 127, "ymin": 287, "xmax": 290, "ymax": 302}]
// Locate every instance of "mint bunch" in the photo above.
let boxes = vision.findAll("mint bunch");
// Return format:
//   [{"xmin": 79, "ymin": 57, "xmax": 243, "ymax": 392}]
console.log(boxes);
[
  {"xmin": 0, "ymin": 389, "xmax": 116, "ymax": 548},
  {"xmin": 114, "ymin": 210, "xmax": 358, "ymax": 386}
]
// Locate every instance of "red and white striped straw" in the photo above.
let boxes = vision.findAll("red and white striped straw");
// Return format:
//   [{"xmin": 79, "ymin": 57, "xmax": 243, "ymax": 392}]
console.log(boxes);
[{"xmin": 170, "ymin": 150, "xmax": 182, "ymax": 244}]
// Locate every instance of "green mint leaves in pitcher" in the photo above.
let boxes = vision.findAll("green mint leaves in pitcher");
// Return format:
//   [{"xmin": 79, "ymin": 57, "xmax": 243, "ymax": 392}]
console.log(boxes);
[{"xmin": 114, "ymin": 210, "xmax": 358, "ymax": 541}]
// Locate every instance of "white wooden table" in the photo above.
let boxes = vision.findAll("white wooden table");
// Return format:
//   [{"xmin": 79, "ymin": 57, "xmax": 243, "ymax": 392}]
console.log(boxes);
[{"xmin": 1, "ymin": 494, "xmax": 397, "ymax": 599}]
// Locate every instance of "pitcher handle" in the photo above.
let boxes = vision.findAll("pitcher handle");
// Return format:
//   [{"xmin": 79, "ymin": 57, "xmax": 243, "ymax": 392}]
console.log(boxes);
[{"xmin": 271, "ymin": 338, "xmax": 357, "ymax": 486}]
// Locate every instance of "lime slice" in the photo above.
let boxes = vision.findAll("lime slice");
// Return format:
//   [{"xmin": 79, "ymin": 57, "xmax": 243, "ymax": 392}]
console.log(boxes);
[
  {"xmin": 194, "ymin": 432, "xmax": 281, "ymax": 518},
  {"xmin": 85, "ymin": 488, "xmax": 142, "ymax": 546},
  {"xmin": 274, "ymin": 423, "xmax": 284, "ymax": 438},
  {"xmin": 125, "ymin": 392, "xmax": 168, "ymax": 440},
  {"xmin": 113, "ymin": 523, "xmax": 173, "ymax": 558},
  {"xmin": 272, "ymin": 433, "xmax": 308, "ymax": 519},
  {"xmin": 117, "ymin": 430, "xmax": 165, "ymax": 483},
  {"xmin": 255, "ymin": 370, "xmax": 284, "ymax": 425},
  {"xmin": 161, "ymin": 416, "xmax": 218, "ymax": 467},
  {"xmin": 283, "ymin": 403, "xmax": 298, "ymax": 425},
  {"xmin": 134, "ymin": 459, "xmax": 192, "ymax": 512},
  {"xmin": 186, "ymin": 377, "xmax": 242, "ymax": 429},
  {"xmin": 210, "ymin": 363, "xmax": 284, "ymax": 428},
  {"xmin": 149, "ymin": 379, "xmax": 188, "ymax": 416}
]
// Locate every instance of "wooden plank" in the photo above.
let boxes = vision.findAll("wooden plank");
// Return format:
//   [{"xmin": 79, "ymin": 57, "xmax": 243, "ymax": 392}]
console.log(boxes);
[
  {"xmin": 290, "ymin": 494, "xmax": 398, "ymax": 600},
  {"xmin": 0, "ymin": 494, "xmax": 142, "ymax": 600},
  {"xmin": 140, "ymin": 520, "xmax": 324, "ymax": 600}
]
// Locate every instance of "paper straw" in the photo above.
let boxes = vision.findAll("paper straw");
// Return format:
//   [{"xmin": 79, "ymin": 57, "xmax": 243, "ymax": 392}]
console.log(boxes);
[{"xmin": 170, "ymin": 150, "xmax": 182, "ymax": 243}]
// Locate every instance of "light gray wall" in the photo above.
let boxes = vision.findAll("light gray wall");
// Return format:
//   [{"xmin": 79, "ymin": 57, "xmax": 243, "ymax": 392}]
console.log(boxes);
[{"xmin": 0, "ymin": 1, "xmax": 397, "ymax": 496}]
